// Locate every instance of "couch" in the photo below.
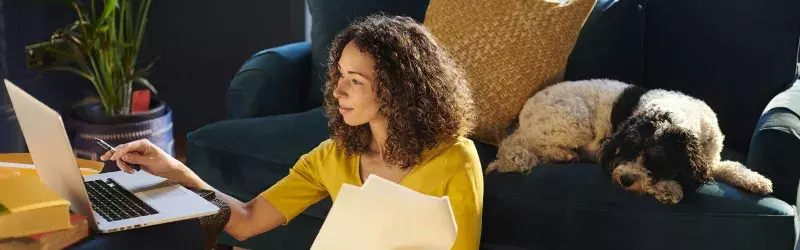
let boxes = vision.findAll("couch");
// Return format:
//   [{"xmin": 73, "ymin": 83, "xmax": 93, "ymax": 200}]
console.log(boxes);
[{"xmin": 185, "ymin": 0, "xmax": 800, "ymax": 249}]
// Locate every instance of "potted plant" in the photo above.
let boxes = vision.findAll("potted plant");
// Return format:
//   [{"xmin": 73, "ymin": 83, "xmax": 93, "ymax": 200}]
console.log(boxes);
[{"xmin": 25, "ymin": 0, "xmax": 174, "ymax": 171}]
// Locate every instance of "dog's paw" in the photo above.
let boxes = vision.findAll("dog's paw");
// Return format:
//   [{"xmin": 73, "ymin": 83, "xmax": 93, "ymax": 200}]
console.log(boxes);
[
  {"xmin": 564, "ymin": 152, "xmax": 580, "ymax": 164},
  {"xmin": 713, "ymin": 161, "xmax": 774, "ymax": 195},
  {"xmin": 484, "ymin": 161, "xmax": 501, "ymax": 175},
  {"xmin": 486, "ymin": 147, "xmax": 539, "ymax": 174},
  {"xmin": 538, "ymin": 147, "xmax": 579, "ymax": 164},
  {"xmin": 747, "ymin": 175, "xmax": 773, "ymax": 194},
  {"xmin": 648, "ymin": 180, "xmax": 683, "ymax": 204},
  {"xmin": 652, "ymin": 191, "xmax": 682, "ymax": 204},
  {"xmin": 485, "ymin": 159, "xmax": 528, "ymax": 174}
]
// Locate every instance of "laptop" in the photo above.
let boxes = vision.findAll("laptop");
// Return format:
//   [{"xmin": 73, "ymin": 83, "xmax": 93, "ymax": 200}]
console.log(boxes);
[{"xmin": 4, "ymin": 79, "xmax": 219, "ymax": 233}]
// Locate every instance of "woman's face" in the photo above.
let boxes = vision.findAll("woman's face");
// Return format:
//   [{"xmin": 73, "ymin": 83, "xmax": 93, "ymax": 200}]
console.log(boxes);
[{"xmin": 333, "ymin": 41, "xmax": 383, "ymax": 126}]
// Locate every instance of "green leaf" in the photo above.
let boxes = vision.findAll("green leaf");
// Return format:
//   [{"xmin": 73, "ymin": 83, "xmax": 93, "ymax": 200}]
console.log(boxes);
[
  {"xmin": 55, "ymin": 29, "xmax": 84, "ymax": 46},
  {"xmin": 91, "ymin": 0, "xmax": 97, "ymax": 21},
  {"xmin": 133, "ymin": 57, "xmax": 157, "ymax": 76},
  {"xmin": 133, "ymin": 77, "xmax": 157, "ymax": 95},
  {"xmin": 125, "ymin": 0, "xmax": 134, "ymax": 49},
  {"xmin": 98, "ymin": 0, "xmax": 119, "ymax": 26},
  {"xmin": 72, "ymin": 3, "xmax": 92, "ymax": 51},
  {"xmin": 41, "ymin": 46, "xmax": 79, "ymax": 63},
  {"xmin": 133, "ymin": 0, "xmax": 151, "ymax": 64}
]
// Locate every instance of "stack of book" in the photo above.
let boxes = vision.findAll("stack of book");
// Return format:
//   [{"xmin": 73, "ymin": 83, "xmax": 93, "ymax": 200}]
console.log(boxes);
[{"xmin": 0, "ymin": 175, "xmax": 89, "ymax": 249}]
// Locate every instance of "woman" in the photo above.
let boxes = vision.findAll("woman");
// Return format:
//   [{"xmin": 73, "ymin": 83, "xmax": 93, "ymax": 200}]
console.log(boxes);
[{"xmin": 102, "ymin": 14, "xmax": 482, "ymax": 249}]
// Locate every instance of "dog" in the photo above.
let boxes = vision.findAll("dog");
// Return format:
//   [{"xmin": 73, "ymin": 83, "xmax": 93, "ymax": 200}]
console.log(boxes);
[{"xmin": 484, "ymin": 79, "xmax": 773, "ymax": 204}]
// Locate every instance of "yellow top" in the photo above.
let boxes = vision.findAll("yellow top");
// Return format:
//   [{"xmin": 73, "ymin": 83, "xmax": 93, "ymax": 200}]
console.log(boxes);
[{"xmin": 260, "ymin": 136, "xmax": 483, "ymax": 250}]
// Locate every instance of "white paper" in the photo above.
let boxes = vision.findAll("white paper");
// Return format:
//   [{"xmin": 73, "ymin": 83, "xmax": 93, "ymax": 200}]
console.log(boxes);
[
  {"xmin": 0, "ymin": 161, "xmax": 36, "ymax": 169},
  {"xmin": 0, "ymin": 161, "xmax": 95, "ymax": 172},
  {"xmin": 310, "ymin": 174, "xmax": 458, "ymax": 250}
]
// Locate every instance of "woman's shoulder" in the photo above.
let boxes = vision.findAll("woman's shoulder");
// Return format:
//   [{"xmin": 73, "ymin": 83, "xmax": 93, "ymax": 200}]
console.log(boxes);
[
  {"xmin": 302, "ymin": 139, "xmax": 341, "ymax": 163},
  {"xmin": 307, "ymin": 139, "xmax": 337, "ymax": 154},
  {"xmin": 444, "ymin": 136, "xmax": 478, "ymax": 156},
  {"xmin": 420, "ymin": 136, "xmax": 481, "ymax": 172},
  {"xmin": 299, "ymin": 139, "xmax": 356, "ymax": 174}
]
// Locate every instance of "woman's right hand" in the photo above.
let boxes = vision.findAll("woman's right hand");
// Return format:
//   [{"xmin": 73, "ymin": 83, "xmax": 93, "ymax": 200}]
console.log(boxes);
[{"xmin": 100, "ymin": 139, "xmax": 201, "ymax": 187}]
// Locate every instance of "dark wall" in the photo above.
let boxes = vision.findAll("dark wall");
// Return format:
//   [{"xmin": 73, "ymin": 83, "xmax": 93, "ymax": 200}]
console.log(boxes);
[
  {"xmin": 2, "ymin": 0, "xmax": 84, "ymax": 153},
  {"xmin": 0, "ymin": 0, "xmax": 20, "ymax": 153},
  {"xmin": 0, "ymin": 1, "xmax": 306, "ymax": 152}
]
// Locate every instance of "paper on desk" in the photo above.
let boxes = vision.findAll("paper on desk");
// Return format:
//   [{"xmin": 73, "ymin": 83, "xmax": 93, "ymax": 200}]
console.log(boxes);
[
  {"xmin": 310, "ymin": 174, "xmax": 458, "ymax": 250},
  {"xmin": 0, "ymin": 161, "xmax": 100, "ymax": 179}
]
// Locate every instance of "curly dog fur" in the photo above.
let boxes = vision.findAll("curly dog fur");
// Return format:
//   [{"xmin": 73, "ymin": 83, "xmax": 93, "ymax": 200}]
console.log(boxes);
[{"xmin": 486, "ymin": 79, "xmax": 773, "ymax": 204}]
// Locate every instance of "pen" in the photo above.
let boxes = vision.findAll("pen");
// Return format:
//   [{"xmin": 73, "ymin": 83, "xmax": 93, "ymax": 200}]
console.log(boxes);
[{"xmin": 95, "ymin": 138, "xmax": 141, "ymax": 171}]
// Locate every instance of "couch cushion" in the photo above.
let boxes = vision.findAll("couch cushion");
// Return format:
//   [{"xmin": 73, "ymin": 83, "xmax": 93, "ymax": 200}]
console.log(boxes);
[
  {"xmin": 424, "ymin": 0, "xmax": 596, "ymax": 145},
  {"xmin": 564, "ymin": 0, "xmax": 644, "ymax": 85},
  {"xmin": 304, "ymin": 0, "xmax": 430, "ymax": 109},
  {"xmin": 473, "ymin": 139, "xmax": 794, "ymax": 249},
  {"xmin": 481, "ymin": 164, "xmax": 795, "ymax": 249},
  {"xmin": 484, "ymin": 164, "xmax": 792, "ymax": 215},
  {"xmin": 748, "ymin": 107, "xmax": 800, "ymax": 204},
  {"xmin": 227, "ymin": 42, "xmax": 312, "ymax": 119},
  {"xmin": 748, "ymin": 80, "xmax": 800, "ymax": 203},
  {"xmin": 641, "ymin": 0, "xmax": 800, "ymax": 153}
]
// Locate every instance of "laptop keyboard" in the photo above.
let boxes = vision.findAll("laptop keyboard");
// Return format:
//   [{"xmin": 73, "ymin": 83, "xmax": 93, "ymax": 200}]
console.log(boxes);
[{"xmin": 85, "ymin": 179, "xmax": 159, "ymax": 221}]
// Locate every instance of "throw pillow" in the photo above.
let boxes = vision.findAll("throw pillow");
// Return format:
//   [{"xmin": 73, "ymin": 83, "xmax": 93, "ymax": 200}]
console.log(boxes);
[
  {"xmin": 305, "ymin": 0, "xmax": 430, "ymax": 109},
  {"xmin": 424, "ymin": 0, "xmax": 596, "ymax": 145}
]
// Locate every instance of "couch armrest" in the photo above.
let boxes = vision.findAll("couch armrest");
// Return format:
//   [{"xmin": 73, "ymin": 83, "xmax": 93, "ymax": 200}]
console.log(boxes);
[
  {"xmin": 747, "ymin": 79, "xmax": 800, "ymax": 203},
  {"xmin": 227, "ymin": 41, "xmax": 312, "ymax": 119}
]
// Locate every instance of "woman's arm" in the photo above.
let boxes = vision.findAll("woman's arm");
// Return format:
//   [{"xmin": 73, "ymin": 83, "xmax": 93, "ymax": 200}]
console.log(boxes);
[
  {"xmin": 103, "ymin": 139, "xmax": 330, "ymax": 241},
  {"xmin": 184, "ymin": 170, "xmax": 286, "ymax": 241},
  {"xmin": 445, "ymin": 167, "xmax": 484, "ymax": 249}
]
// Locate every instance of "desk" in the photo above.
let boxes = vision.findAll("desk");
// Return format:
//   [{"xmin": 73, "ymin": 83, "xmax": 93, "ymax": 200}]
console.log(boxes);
[
  {"xmin": 1, "ymin": 154, "xmax": 230, "ymax": 249},
  {"xmin": 69, "ymin": 219, "xmax": 205, "ymax": 250}
]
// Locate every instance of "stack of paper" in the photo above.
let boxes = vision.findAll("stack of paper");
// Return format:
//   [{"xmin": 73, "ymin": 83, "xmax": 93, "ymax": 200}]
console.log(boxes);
[{"xmin": 311, "ymin": 174, "xmax": 458, "ymax": 250}]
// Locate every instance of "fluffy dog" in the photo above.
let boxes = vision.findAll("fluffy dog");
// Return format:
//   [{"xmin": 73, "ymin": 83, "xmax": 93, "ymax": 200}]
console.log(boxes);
[{"xmin": 485, "ymin": 79, "xmax": 773, "ymax": 204}]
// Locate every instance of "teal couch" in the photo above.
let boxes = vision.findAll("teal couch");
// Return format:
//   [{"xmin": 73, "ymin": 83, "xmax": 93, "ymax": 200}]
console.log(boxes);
[{"xmin": 186, "ymin": 0, "xmax": 800, "ymax": 249}]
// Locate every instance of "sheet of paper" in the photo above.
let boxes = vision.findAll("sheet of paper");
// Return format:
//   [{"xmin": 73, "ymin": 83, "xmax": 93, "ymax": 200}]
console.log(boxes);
[
  {"xmin": 310, "ymin": 174, "xmax": 458, "ymax": 250},
  {"xmin": 0, "ymin": 161, "xmax": 98, "ymax": 174}
]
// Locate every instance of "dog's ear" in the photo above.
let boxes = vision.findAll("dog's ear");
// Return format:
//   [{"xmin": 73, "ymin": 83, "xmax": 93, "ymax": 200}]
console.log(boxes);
[
  {"xmin": 599, "ymin": 115, "xmax": 640, "ymax": 175},
  {"xmin": 660, "ymin": 126, "xmax": 712, "ymax": 184},
  {"xmin": 598, "ymin": 137, "xmax": 616, "ymax": 175}
]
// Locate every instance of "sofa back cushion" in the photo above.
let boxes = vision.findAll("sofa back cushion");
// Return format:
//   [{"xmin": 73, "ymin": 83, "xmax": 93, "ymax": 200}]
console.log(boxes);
[
  {"xmin": 305, "ymin": 0, "xmax": 430, "ymax": 109},
  {"xmin": 564, "ymin": 0, "xmax": 645, "ymax": 85},
  {"xmin": 641, "ymin": 0, "xmax": 800, "ymax": 153}
]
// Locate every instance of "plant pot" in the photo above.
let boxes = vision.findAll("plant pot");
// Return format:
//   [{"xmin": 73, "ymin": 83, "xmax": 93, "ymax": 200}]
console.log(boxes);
[{"xmin": 66, "ymin": 98, "xmax": 175, "ymax": 172}]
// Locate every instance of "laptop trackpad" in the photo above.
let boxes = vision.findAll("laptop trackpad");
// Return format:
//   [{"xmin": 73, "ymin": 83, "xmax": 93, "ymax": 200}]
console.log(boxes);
[{"xmin": 141, "ymin": 186, "xmax": 187, "ymax": 200}]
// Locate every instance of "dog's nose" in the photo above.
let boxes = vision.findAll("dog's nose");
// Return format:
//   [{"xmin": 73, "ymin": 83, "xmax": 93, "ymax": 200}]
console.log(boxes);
[{"xmin": 620, "ymin": 174, "xmax": 636, "ymax": 187}]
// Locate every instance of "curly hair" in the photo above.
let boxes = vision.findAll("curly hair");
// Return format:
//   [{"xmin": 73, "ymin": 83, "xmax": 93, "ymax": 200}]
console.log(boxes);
[{"xmin": 323, "ymin": 13, "xmax": 475, "ymax": 170}]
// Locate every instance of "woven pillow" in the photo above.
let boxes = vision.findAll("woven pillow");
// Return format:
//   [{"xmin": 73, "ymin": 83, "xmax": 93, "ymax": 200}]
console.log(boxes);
[{"xmin": 424, "ymin": 0, "xmax": 596, "ymax": 145}]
